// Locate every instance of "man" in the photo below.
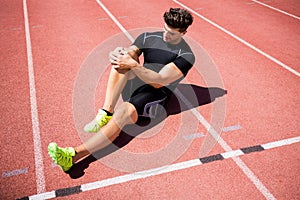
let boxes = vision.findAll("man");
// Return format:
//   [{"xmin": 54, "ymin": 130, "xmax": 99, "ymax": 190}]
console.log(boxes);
[{"xmin": 48, "ymin": 8, "xmax": 195, "ymax": 172}]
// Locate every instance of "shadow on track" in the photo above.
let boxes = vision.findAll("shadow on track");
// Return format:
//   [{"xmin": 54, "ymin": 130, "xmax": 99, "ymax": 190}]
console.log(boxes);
[{"xmin": 67, "ymin": 84, "xmax": 227, "ymax": 178}]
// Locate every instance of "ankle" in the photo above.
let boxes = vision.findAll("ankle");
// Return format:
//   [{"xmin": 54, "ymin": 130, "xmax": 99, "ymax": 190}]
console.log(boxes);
[{"xmin": 102, "ymin": 108, "xmax": 113, "ymax": 116}]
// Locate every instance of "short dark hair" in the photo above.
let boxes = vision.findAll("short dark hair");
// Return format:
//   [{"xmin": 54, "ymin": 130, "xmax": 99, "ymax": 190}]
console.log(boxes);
[{"xmin": 163, "ymin": 8, "xmax": 193, "ymax": 32}]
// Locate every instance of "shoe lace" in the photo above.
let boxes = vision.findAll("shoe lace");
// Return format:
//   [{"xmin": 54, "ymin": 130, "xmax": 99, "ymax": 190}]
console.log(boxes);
[{"xmin": 57, "ymin": 149, "xmax": 72, "ymax": 166}]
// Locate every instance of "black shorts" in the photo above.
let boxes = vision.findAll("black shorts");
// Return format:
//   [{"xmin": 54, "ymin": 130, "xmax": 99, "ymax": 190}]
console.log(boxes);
[{"xmin": 121, "ymin": 77, "xmax": 172, "ymax": 118}]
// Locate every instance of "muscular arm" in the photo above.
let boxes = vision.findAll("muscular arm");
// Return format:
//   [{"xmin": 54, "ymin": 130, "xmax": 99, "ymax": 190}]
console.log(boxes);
[
  {"xmin": 116, "ymin": 53, "xmax": 184, "ymax": 88},
  {"xmin": 131, "ymin": 62, "xmax": 183, "ymax": 88},
  {"xmin": 112, "ymin": 45, "xmax": 184, "ymax": 88}
]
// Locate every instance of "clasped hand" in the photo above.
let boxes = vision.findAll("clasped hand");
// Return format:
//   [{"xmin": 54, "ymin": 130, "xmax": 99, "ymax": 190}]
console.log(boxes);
[{"xmin": 109, "ymin": 47, "xmax": 138, "ymax": 70}]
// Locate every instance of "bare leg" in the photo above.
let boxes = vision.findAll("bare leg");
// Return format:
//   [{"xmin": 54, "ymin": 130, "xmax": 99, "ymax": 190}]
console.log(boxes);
[
  {"xmin": 102, "ymin": 66, "xmax": 135, "ymax": 113},
  {"xmin": 73, "ymin": 102, "xmax": 138, "ymax": 163}
]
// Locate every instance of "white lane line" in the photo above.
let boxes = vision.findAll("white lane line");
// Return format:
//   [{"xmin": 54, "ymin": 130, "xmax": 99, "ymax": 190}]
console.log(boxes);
[
  {"xmin": 29, "ymin": 191, "xmax": 56, "ymax": 200},
  {"xmin": 173, "ymin": 0, "xmax": 300, "ymax": 78},
  {"xmin": 81, "ymin": 136, "xmax": 299, "ymax": 194},
  {"xmin": 252, "ymin": 0, "xmax": 300, "ymax": 20},
  {"xmin": 23, "ymin": 0, "xmax": 46, "ymax": 194},
  {"xmin": 96, "ymin": 1, "xmax": 276, "ymax": 199},
  {"xmin": 22, "ymin": 135, "xmax": 300, "ymax": 199},
  {"xmin": 262, "ymin": 136, "xmax": 300, "ymax": 150},
  {"xmin": 81, "ymin": 159, "xmax": 201, "ymax": 192},
  {"xmin": 95, "ymin": 0, "xmax": 135, "ymax": 42},
  {"xmin": 221, "ymin": 150, "xmax": 244, "ymax": 159}
]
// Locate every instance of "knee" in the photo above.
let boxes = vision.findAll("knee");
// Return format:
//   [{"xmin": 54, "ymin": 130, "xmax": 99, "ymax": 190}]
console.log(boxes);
[
  {"xmin": 111, "ymin": 66, "xmax": 136, "ymax": 79},
  {"xmin": 113, "ymin": 102, "xmax": 138, "ymax": 126}
]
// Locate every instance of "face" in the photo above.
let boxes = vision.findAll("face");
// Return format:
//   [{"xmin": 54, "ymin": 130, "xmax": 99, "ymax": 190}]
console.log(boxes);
[{"xmin": 163, "ymin": 24, "xmax": 186, "ymax": 44}]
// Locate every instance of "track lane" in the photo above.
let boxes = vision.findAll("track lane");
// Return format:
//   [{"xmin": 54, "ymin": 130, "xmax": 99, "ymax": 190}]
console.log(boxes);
[
  {"xmin": 0, "ymin": 0, "xmax": 39, "ymax": 199},
  {"xmin": 19, "ymin": 136, "xmax": 300, "ymax": 199},
  {"xmin": 7, "ymin": 0, "xmax": 300, "ymax": 199},
  {"xmin": 252, "ymin": 0, "xmax": 300, "ymax": 20},
  {"xmin": 175, "ymin": 0, "xmax": 300, "ymax": 73},
  {"xmin": 253, "ymin": 0, "xmax": 300, "ymax": 17},
  {"xmin": 241, "ymin": 142, "xmax": 300, "ymax": 199},
  {"xmin": 169, "ymin": 0, "xmax": 299, "ymax": 146},
  {"xmin": 25, "ymin": 0, "xmax": 127, "ymax": 195}
]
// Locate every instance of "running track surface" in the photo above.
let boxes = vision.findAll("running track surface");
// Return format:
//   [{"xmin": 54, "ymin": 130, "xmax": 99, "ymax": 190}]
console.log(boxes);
[{"xmin": 0, "ymin": 0, "xmax": 299, "ymax": 199}]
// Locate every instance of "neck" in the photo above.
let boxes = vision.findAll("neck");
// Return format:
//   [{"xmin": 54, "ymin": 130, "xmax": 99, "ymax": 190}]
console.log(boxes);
[{"xmin": 169, "ymin": 37, "xmax": 182, "ymax": 45}]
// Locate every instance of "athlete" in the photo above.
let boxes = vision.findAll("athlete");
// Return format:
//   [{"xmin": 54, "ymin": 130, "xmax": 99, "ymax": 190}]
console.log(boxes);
[{"xmin": 48, "ymin": 8, "xmax": 195, "ymax": 172}]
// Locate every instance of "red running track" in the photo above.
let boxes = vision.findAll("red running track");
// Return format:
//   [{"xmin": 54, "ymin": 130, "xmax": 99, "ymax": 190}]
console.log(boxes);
[{"xmin": 0, "ymin": 0, "xmax": 299, "ymax": 199}]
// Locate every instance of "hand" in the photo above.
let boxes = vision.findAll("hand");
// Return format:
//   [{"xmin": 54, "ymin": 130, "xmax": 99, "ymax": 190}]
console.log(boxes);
[
  {"xmin": 114, "ymin": 54, "xmax": 139, "ymax": 70},
  {"xmin": 109, "ymin": 47, "xmax": 127, "ymax": 65}
]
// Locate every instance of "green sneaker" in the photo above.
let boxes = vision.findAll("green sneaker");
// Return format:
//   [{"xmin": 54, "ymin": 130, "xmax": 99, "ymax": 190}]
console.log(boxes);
[
  {"xmin": 84, "ymin": 109, "xmax": 112, "ymax": 133},
  {"xmin": 48, "ymin": 143, "xmax": 75, "ymax": 172}
]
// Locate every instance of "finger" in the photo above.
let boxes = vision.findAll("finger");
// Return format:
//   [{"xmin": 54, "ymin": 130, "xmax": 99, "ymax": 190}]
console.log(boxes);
[
  {"xmin": 109, "ymin": 55, "xmax": 118, "ymax": 62},
  {"xmin": 115, "ymin": 47, "xmax": 123, "ymax": 53},
  {"xmin": 109, "ymin": 51, "xmax": 122, "ymax": 60},
  {"xmin": 119, "ymin": 49, "xmax": 128, "ymax": 55},
  {"xmin": 110, "ymin": 59, "xmax": 119, "ymax": 65}
]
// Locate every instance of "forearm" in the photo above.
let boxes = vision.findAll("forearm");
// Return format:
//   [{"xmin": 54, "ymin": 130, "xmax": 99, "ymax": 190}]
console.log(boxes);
[{"xmin": 132, "ymin": 64, "xmax": 164, "ymax": 88}]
